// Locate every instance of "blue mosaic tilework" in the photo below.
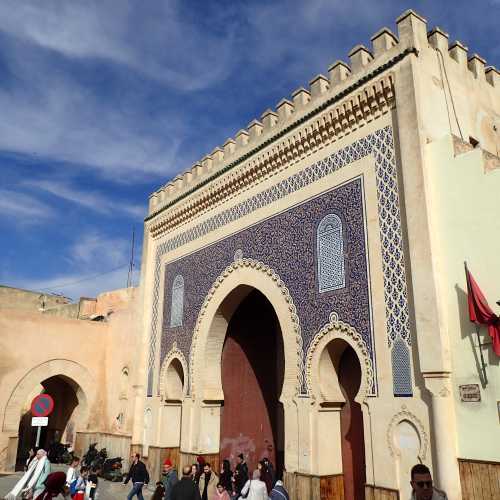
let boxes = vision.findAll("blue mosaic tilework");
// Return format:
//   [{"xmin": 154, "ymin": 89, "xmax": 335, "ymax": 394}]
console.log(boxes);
[
  {"xmin": 160, "ymin": 178, "xmax": 373, "ymax": 395},
  {"xmin": 147, "ymin": 126, "xmax": 412, "ymax": 397},
  {"xmin": 391, "ymin": 338, "xmax": 412, "ymax": 396}
]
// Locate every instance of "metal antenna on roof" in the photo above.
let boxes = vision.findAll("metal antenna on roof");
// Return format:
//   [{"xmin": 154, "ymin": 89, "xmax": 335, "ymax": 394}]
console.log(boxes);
[{"xmin": 126, "ymin": 227, "xmax": 135, "ymax": 288}]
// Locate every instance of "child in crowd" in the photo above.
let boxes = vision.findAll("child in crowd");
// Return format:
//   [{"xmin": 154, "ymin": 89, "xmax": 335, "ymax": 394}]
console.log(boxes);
[
  {"xmin": 66, "ymin": 457, "xmax": 80, "ymax": 487},
  {"xmin": 88, "ymin": 467, "xmax": 99, "ymax": 499},
  {"xmin": 152, "ymin": 480, "xmax": 166, "ymax": 500},
  {"xmin": 71, "ymin": 466, "xmax": 88, "ymax": 499},
  {"xmin": 212, "ymin": 482, "xmax": 231, "ymax": 500}
]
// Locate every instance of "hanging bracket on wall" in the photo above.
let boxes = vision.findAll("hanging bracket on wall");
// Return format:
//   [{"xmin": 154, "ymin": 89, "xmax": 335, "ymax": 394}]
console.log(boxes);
[{"xmin": 475, "ymin": 326, "xmax": 489, "ymax": 386}]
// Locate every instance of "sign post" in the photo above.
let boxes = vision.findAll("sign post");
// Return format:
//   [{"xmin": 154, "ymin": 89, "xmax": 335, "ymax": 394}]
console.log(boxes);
[{"xmin": 31, "ymin": 394, "xmax": 54, "ymax": 447}]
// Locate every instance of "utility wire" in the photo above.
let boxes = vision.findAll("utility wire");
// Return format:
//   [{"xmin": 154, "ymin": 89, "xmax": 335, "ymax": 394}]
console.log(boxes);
[
  {"xmin": 39, "ymin": 263, "xmax": 129, "ymax": 292},
  {"xmin": 436, "ymin": 48, "xmax": 464, "ymax": 141}
]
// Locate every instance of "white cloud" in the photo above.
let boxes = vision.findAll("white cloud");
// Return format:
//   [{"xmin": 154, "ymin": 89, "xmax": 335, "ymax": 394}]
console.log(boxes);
[
  {"xmin": 0, "ymin": 1, "xmax": 238, "ymax": 180},
  {"xmin": 0, "ymin": 189, "xmax": 55, "ymax": 222},
  {"xmin": 0, "ymin": 0, "xmax": 236, "ymax": 92},
  {"xmin": 18, "ymin": 266, "xmax": 133, "ymax": 301},
  {"xmin": 0, "ymin": 65, "xmax": 185, "ymax": 178},
  {"xmin": 70, "ymin": 233, "xmax": 130, "ymax": 268},
  {"xmin": 13, "ymin": 232, "xmax": 141, "ymax": 299},
  {"xmin": 23, "ymin": 179, "xmax": 145, "ymax": 219}
]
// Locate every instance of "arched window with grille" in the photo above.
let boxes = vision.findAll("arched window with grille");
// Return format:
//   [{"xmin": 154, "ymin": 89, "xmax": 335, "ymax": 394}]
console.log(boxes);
[
  {"xmin": 317, "ymin": 214, "xmax": 346, "ymax": 293},
  {"xmin": 170, "ymin": 275, "xmax": 184, "ymax": 327}
]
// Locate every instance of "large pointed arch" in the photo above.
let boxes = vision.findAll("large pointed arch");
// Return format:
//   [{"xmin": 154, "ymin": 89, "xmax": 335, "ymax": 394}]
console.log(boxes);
[{"xmin": 189, "ymin": 257, "xmax": 303, "ymax": 402}]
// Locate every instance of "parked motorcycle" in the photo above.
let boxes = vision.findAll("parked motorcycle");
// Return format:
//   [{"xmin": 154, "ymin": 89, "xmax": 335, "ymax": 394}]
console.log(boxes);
[
  {"xmin": 48, "ymin": 442, "xmax": 72, "ymax": 464},
  {"xmin": 82, "ymin": 443, "xmax": 123, "ymax": 481},
  {"xmin": 82, "ymin": 442, "xmax": 99, "ymax": 467},
  {"xmin": 100, "ymin": 457, "xmax": 123, "ymax": 482},
  {"xmin": 61, "ymin": 445, "xmax": 75, "ymax": 465}
]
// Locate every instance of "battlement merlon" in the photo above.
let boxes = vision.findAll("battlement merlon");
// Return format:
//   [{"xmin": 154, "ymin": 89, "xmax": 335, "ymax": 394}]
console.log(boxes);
[{"xmin": 147, "ymin": 9, "xmax": 499, "ymax": 221}]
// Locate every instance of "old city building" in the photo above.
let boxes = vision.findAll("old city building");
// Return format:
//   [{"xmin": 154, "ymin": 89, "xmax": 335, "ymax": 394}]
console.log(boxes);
[{"xmin": 1, "ymin": 9, "xmax": 499, "ymax": 500}]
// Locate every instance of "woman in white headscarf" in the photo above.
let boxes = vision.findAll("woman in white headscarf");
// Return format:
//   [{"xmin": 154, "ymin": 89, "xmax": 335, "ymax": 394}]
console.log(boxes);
[{"xmin": 5, "ymin": 449, "xmax": 51, "ymax": 499}]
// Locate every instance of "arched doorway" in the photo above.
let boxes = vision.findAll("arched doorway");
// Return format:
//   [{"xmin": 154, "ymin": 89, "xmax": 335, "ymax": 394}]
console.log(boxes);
[
  {"xmin": 338, "ymin": 345, "xmax": 365, "ymax": 500},
  {"xmin": 15, "ymin": 375, "xmax": 80, "ymax": 470},
  {"xmin": 220, "ymin": 289, "xmax": 285, "ymax": 474},
  {"xmin": 158, "ymin": 352, "xmax": 186, "ymax": 451},
  {"xmin": 165, "ymin": 359, "xmax": 184, "ymax": 401},
  {"xmin": 312, "ymin": 330, "xmax": 368, "ymax": 500}
]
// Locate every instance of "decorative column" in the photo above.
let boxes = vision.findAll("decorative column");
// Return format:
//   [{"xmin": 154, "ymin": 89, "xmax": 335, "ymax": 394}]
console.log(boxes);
[
  {"xmin": 424, "ymin": 374, "xmax": 461, "ymax": 500},
  {"xmin": 394, "ymin": 9, "xmax": 462, "ymax": 500}
]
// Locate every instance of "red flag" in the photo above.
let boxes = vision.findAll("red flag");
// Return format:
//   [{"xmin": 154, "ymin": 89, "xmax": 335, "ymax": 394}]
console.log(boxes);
[{"xmin": 465, "ymin": 264, "xmax": 500, "ymax": 356}]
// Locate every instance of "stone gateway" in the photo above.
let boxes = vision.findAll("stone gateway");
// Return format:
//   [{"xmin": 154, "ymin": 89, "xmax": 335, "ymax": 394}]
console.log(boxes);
[{"xmin": 1, "ymin": 9, "xmax": 499, "ymax": 500}]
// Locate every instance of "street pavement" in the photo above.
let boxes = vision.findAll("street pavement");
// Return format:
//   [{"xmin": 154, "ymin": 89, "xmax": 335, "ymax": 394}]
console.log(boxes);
[{"xmin": 0, "ymin": 465, "xmax": 155, "ymax": 499}]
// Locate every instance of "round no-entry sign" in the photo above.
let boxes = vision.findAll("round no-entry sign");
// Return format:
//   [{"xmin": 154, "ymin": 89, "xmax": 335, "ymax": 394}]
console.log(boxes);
[{"xmin": 31, "ymin": 394, "xmax": 54, "ymax": 418}]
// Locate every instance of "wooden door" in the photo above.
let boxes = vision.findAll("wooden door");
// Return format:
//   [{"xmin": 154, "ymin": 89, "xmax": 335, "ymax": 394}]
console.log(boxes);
[
  {"xmin": 339, "ymin": 346, "xmax": 365, "ymax": 500},
  {"xmin": 220, "ymin": 290, "xmax": 283, "ymax": 473}
]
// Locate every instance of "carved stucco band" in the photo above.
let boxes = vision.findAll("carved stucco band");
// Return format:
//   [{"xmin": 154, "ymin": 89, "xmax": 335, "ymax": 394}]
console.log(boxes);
[
  {"xmin": 305, "ymin": 312, "xmax": 374, "ymax": 398},
  {"xmin": 158, "ymin": 343, "xmax": 189, "ymax": 401},
  {"xmin": 188, "ymin": 257, "xmax": 304, "ymax": 398},
  {"xmin": 147, "ymin": 72, "xmax": 397, "ymax": 234},
  {"xmin": 387, "ymin": 405, "xmax": 429, "ymax": 461}
]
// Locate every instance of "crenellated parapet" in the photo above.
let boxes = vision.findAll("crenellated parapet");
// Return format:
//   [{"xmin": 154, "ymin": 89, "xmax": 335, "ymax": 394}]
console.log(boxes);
[
  {"xmin": 148, "ymin": 70, "xmax": 395, "ymax": 237},
  {"xmin": 147, "ymin": 8, "xmax": 499, "ymax": 231},
  {"xmin": 147, "ymin": 15, "xmax": 410, "ymax": 219}
]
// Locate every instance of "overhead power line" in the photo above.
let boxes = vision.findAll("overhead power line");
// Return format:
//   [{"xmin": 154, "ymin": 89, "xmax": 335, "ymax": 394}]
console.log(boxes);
[{"xmin": 39, "ymin": 263, "xmax": 129, "ymax": 292}]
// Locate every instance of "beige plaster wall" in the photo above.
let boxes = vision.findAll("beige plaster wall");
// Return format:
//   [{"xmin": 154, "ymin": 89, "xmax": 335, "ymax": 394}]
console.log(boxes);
[
  {"xmin": 414, "ymin": 32, "xmax": 500, "ymax": 158},
  {"xmin": 0, "ymin": 287, "xmax": 141, "ymax": 471},
  {"xmin": 426, "ymin": 135, "xmax": 500, "ymax": 462},
  {"xmin": 0, "ymin": 286, "xmax": 70, "ymax": 312}
]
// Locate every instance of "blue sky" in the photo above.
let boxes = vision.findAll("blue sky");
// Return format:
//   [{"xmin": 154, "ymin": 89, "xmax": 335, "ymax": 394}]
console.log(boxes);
[{"xmin": 1, "ymin": 0, "xmax": 499, "ymax": 300}]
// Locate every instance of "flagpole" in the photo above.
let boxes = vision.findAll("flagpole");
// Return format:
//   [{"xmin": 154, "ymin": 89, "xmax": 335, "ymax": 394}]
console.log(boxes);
[
  {"xmin": 465, "ymin": 261, "xmax": 488, "ymax": 385},
  {"xmin": 475, "ymin": 326, "xmax": 488, "ymax": 385}
]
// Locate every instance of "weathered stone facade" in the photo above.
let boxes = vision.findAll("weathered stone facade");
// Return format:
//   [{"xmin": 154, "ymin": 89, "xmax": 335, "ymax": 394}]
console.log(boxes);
[
  {"xmin": 1, "ymin": 9, "xmax": 499, "ymax": 500},
  {"xmin": 0, "ymin": 287, "xmax": 143, "ymax": 473},
  {"xmin": 139, "ymin": 9, "xmax": 500, "ymax": 500}
]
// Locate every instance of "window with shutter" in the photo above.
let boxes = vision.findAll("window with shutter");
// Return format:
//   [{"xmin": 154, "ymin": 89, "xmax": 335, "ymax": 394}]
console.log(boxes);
[
  {"xmin": 317, "ymin": 214, "xmax": 346, "ymax": 292},
  {"xmin": 170, "ymin": 275, "xmax": 184, "ymax": 327}
]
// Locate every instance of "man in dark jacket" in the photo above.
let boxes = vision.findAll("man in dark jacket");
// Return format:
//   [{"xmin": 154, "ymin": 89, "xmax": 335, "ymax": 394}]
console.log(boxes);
[
  {"xmin": 171, "ymin": 466, "xmax": 201, "ymax": 500},
  {"xmin": 124, "ymin": 453, "xmax": 150, "ymax": 500},
  {"xmin": 263, "ymin": 457, "xmax": 276, "ymax": 487},
  {"xmin": 233, "ymin": 453, "xmax": 248, "ymax": 496}
]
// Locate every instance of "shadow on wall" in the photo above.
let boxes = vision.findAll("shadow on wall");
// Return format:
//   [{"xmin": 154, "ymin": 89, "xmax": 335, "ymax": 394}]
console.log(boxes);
[{"xmin": 455, "ymin": 285, "xmax": 499, "ymax": 389}]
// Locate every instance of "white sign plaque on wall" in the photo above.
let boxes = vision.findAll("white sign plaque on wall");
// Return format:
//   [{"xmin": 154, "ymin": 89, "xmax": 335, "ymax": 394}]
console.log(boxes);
[
  {"xmin": 459, "ymin": 384, "xmax": 481, "ymax": 402},
  {"xmin": 31, "ymin": 417, "xmax": 49, "ymax": 427}
]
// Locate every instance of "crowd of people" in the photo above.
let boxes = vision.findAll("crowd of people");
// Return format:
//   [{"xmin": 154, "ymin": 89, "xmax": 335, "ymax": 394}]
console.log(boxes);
[
  {"xmin": 4, "ymin": 449, "xmax": 98, "ymax": 499},
  {"xmin": 147, "ymin": 453, "xmax": 289, "ymax": 500},
  {"xmin": 4, "ymin": 448, "xmax": 447, "ymax": 500}
]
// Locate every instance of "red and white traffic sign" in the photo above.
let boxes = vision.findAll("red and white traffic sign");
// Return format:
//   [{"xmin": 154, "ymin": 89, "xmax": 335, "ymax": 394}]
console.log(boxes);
[{"xmin": 31, "ymin": 394, "xmax": 54, "ymax": 418}]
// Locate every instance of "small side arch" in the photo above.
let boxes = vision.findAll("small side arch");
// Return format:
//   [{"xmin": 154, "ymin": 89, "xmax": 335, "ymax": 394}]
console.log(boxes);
[
  {"xmin": 159, "ymin": 346, "xmax": 188, "ymax": 402},
  {"xmin": 306, "ymin": 312, "xmax": 374, "ymax": 403},
  {"xmin": 2, "ymin": 359, "xmax": 96, "ymax": 433},
  {"xmin": 387, "ymin": 406, "xmax": 428, "ymax": 461}
]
